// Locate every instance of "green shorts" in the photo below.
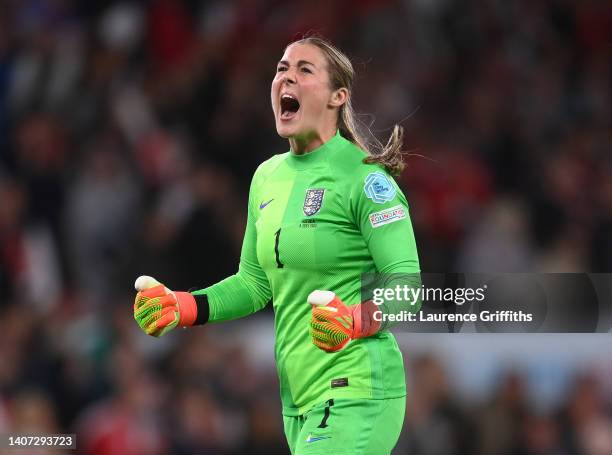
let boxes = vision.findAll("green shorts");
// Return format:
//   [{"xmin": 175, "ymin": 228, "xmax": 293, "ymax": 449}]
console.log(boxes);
[{"xmin": 282, "ymin": 397, "xmax": 406, "ymax": 455}]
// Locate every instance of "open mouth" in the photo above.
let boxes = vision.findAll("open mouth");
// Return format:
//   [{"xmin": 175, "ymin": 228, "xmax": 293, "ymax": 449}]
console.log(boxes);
[{"xmin": 280, "ymin": 94, "xmax": 300, "ymax": 121}]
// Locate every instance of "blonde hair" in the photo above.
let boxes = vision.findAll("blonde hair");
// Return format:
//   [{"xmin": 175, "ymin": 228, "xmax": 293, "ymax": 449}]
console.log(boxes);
[{"xmin": 290, "ymin": 36, "xmax": 405, "ymax": 176}]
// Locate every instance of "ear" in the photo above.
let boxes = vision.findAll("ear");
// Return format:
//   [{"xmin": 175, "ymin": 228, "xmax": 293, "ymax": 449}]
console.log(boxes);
[{"xmin": 328, "ymin": 87, "xmax": 348, "ymax": 108}]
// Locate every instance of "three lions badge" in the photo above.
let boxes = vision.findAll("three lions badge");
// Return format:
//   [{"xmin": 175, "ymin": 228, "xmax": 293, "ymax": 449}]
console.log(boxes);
[{"xmin": 303, "ymin": 189, "xmax": 325, "ymax": 216}]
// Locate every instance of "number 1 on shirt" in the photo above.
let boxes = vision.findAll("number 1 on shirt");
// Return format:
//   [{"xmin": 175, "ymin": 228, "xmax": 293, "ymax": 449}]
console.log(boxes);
[{"xmin": 274, "ymin": 229, "xmax": 284, "ymax": 268}]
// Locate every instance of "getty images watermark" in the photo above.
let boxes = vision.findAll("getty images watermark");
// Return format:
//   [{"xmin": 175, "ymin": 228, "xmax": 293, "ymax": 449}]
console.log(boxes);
[
  {"xmin": 361, "ymin": 273, "xmax": 612, "ymax": 333},
  {"xmin": 371, "ymin": 283, "xmax": 533, "ymax": 323}
]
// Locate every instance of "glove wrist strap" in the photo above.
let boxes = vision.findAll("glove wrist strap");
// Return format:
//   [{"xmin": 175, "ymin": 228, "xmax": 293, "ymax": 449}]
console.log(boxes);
[
  {"xmin": 352, "ymin": 300, "xmax": 381, "ymax": 339},
  {"xmin": 176, "ymin": 292, "xmax": 198, "ymax": 327}
]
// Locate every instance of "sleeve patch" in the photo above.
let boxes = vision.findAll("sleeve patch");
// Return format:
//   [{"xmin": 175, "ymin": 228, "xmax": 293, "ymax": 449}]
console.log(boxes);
[
  {"xmin": 369, "ymin": 205, "xmax": 406, "ymax": 228},
  {"xmin": 364, "ymin": 172, "xmax": 397, "ymax": 203}
]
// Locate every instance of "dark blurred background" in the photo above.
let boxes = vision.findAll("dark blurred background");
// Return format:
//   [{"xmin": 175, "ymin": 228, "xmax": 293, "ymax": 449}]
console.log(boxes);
[{"xmin": 0, "ymin": 0, "xmax": 611, "ymax": 453}]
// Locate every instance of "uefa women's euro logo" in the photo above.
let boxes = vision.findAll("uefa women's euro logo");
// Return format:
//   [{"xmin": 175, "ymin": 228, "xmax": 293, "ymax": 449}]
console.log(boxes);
[{"xmin": 364, "ymin": 172, "xmax": 396, "ymax": 203}]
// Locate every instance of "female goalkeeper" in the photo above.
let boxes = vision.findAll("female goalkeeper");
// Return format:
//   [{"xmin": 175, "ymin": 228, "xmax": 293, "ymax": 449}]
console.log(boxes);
[{"xmin": 134, "ymin": 36, "xmax": 420, "ymax": 455}]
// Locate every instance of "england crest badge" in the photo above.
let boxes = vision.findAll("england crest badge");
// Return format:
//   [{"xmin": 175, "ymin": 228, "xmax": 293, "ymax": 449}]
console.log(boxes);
[{"xmin": 303, "ymin": 189, "xmax": 325, "ymax": 216}]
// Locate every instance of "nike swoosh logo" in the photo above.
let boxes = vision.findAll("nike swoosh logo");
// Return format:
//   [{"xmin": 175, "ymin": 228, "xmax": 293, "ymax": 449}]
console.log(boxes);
[
  {"xmin": 306, "ymin": 435, "xmax": 330, "ymax": 443},
  {"xmin": 259, "ymin": 199, "xmax": 274, "ymax": 210}
]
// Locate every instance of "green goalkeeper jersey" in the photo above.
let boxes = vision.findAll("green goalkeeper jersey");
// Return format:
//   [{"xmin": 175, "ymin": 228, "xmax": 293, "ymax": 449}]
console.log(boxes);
[{"xmin": 195, "ymin": 131, "xmax": 420, "ymax": 415}]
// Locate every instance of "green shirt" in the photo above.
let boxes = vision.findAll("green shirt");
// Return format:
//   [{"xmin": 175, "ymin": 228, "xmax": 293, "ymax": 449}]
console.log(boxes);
[{"xmin": 194, "ymin": 131, "xmax": 420, "ymax": 415}]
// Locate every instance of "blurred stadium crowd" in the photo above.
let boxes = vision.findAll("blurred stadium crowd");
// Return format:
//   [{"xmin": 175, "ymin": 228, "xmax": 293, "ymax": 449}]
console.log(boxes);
[{"xmin": 0, "ymin": 0, "xmax": 611, "ymax": 453}]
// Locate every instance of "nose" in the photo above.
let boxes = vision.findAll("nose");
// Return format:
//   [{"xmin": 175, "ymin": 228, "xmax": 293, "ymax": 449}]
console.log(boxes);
[{"xmin": 283, "ymin": 68, "xmax": 296, "ymax": 84}]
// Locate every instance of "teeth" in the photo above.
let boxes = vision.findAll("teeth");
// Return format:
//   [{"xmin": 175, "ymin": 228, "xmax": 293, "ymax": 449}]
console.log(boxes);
[{"xmin": 279, "ymin": 93, "xmax": 299, "ymax": 118}]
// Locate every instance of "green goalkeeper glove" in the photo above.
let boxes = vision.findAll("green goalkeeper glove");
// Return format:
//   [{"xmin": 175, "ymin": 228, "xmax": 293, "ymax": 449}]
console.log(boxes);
[{"xmin": 133, "ymin": 275, "xmax": 198, "ymax": 337}]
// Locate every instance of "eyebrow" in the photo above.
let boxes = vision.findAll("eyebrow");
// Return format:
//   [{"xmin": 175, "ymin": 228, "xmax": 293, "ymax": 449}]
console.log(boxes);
[{"xmin": 278, "ymin": 59, "xmax": 316, "ymax": 68}]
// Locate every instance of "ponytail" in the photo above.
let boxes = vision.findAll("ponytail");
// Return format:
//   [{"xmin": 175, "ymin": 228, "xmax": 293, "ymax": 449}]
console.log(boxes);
[{"xmin": 339, "ymin": 102, "xmax": 405, "ymax": 177}]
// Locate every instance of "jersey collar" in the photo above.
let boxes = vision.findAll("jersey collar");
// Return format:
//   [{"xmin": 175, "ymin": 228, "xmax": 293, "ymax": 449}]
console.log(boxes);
[{"xmin": 286, "ymin": 130, "xmax": 343, "ymax": 170}]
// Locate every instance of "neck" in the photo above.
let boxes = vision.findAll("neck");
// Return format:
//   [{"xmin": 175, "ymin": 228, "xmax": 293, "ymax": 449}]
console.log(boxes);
[{"xmin": 289, "ymin": 124, "xmax": 337, "ymax": 155}]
